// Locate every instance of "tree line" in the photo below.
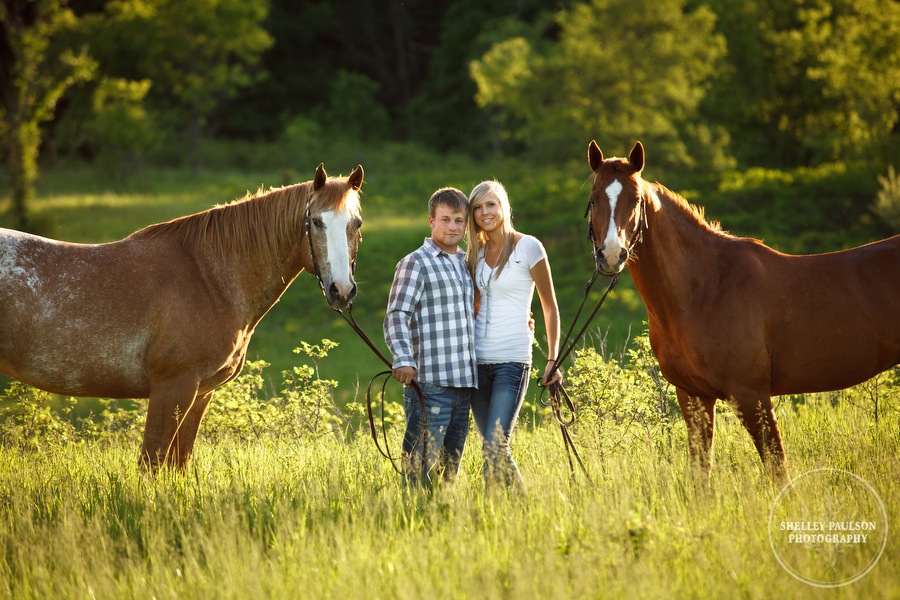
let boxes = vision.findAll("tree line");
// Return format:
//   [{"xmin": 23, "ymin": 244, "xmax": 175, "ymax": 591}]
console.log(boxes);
[{"xmin": 2, "ymin": 0, "xmax": 899, "ymax": 228}]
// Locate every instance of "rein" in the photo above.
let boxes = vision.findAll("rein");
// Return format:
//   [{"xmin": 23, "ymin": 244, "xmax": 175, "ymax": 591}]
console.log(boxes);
[
  {"xmin": 537, "ymin": 188, "xmax": 644, "ymax": 483},
  {"xmin": 538, "ymin": 273, "xmax": 618, "ymax": 485},
  {"xmin": 304, "ymin": 200, "xmax": 426, "ymax": 475}
]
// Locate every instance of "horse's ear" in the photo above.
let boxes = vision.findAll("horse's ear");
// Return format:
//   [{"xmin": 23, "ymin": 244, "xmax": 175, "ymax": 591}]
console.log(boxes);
[
  {"xmin": 629, "ymin": 141, "xmax": 644, "ymax": 173},
  {"xmin": 314, "ymin": 163, "xmax": 327, "ymax": 191},
  {"xmin": 588, "ymin": 140, "xmax": 603, "ymax": 171},
  {"xmin": 348, "ymin": 164, "xmax": 364, "ymax": 191}
]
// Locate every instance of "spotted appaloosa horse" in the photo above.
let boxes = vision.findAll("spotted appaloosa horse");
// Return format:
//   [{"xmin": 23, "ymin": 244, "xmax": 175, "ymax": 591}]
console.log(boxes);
[
  {"xmin": 0, "ymin": 163, "xmax": 363, "ymax": 470},
  {"xmin": 586, "ymin": 140, "xmax": 900, "ymax": 480}
]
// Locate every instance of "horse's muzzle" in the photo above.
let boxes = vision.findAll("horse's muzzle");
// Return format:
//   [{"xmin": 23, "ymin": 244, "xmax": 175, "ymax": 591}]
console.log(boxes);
[
  {"xmin": 595, "ymin": 246, "xmax": 627, "ymax": 276},
  {"xmin": 327, "ymin": 281, "xmax": 357, "ymax": 308}
]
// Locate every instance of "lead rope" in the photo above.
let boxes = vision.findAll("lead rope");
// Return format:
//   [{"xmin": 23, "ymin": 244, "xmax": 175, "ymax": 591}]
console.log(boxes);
[
  {"xmin": 539, "ymin": 190, "xmax": 645, "ymax": 483},
  {"xmin": 538, "ymin": 273, "xmax": 619, "ymax": 485},
  {"xmin": 332, "ymin": 304, "xmax": 426, "ymax": 475},
  {"xmin": 304, "ymin": 201, "xmax": 426, "ymax": 475}
]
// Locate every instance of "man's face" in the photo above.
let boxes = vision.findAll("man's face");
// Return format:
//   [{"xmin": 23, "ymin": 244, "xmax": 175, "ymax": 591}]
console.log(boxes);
[{"xmin": 429, "ymin": 204, "xmax": 467, "ymax": 253}]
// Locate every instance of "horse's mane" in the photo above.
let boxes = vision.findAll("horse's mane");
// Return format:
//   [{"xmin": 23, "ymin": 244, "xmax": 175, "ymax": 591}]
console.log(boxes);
[
  {"xmin": 593, "ymin": 158, "xmax": 728, "ymax": 238},
  {"xmin": 646, "ymin": 180, "xmax": 728, "ymax": 238},
  {"xmin": 130, "ymin": 178, "xmax": 358, "ymax": 263}
]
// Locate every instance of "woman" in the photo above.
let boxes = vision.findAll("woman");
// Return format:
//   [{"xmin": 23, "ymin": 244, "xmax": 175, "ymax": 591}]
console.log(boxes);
[{"xmin": 465, "ymin": 180, "xmax": 562, "ymax": 488}]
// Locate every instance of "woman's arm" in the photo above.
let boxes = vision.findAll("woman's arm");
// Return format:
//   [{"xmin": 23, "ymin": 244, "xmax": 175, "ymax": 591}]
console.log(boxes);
[{"xmin": 531, "ymin": 256, "xmax": 562, "ymax": 384}]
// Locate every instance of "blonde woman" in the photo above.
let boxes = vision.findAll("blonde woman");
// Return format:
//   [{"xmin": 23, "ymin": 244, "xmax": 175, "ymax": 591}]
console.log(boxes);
[{"xmin": 465, "ymin": 180, "xmax": 562, "ymax": 488}]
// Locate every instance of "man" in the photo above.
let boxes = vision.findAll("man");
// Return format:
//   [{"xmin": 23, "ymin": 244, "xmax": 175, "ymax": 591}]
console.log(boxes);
[{"xmin": 384, "ymin": 187, "xmax": 478, "ymax": 487}]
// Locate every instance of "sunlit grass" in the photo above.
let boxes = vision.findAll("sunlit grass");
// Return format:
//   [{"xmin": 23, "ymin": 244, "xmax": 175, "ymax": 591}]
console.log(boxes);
[{"xmin": 1, "ymin": 395, "xmax": 897, "ymax": 599}]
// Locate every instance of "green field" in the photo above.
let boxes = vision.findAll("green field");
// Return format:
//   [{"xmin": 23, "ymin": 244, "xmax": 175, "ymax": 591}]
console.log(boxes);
[
  {"xmin": 2, "ymin": 150, "xmax": 898, "ymax": 598},
  {"xmin": 1, "ymin": 368, "xmax": 898, "ymax": 598}
]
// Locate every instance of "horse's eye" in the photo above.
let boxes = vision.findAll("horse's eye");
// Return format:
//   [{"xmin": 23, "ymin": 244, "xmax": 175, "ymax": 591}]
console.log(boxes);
[{"xmin": 312, "ymin": 217, "xmax": 324, "ymax": 228}]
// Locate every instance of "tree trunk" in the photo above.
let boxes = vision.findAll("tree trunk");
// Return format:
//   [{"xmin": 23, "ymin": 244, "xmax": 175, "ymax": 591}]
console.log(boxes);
[{"xmin": 8, "ymin": 119, "xmax": 39, "ymax": 231}]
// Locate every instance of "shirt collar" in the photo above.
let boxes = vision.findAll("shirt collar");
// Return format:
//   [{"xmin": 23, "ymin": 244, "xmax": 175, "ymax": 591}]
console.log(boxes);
[{"xmin": 424, "ymin": 237, "xmax": 461, "ymax": 258}]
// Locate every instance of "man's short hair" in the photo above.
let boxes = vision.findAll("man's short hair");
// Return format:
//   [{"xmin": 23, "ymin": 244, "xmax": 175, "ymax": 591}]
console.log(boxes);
[{"xmin": 428, "ymin": 187, "xmax": 468, "ymax": 217}]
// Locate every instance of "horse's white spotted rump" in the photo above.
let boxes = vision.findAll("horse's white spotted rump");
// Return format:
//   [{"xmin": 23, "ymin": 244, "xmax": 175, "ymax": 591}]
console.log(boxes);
[{"xmin": 1, "ymin": 234, "xmax": 33, "ymax": 288}]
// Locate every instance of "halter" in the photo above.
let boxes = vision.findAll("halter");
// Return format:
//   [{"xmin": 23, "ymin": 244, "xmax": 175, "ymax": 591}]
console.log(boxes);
[
  {"xmin": 534, "ymin": 180, "xmax": 648, "ymax": 483},
  {"xmin": 305, "ymin": 196, "xmax": 430, "ymax": 478},
  {"xmin": 584, "ymin": 182, "xmax": 648, "ymax": 274},
  {"xmin": 304, "ymin": 198, "xmax": 328, "ymax": 297}
]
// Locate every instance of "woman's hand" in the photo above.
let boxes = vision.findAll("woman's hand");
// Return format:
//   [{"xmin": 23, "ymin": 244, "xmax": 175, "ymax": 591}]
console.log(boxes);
[{"xmin": 542, "ymin": 360, "xmax": 562, "ymax": 386}]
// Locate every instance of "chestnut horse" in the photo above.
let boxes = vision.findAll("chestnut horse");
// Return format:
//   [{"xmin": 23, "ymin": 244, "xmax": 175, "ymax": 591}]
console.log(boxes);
[
  {"xmin": 586, "ymin": 140, "xmax": 900, "ymax": 480},
  {"xmin": 0, "ymin": 163, "xmax": 363, "ymax": 470}
]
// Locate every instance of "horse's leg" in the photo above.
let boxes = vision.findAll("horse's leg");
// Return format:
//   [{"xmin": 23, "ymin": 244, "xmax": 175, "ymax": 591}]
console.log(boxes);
[
  {"xmin": 675, "ymin": 388, "xmax": 716, "ymax": 477},
  {"xmin": 140, "ymin": 376, "xmax": 200, "ymax": 471},
  {"xmin": 731, "ymin": 393, "xmax": 788, "ymax": 481},
  {"xmin": 169, "ymin": 390, "xmax": 214, "ymax": 467}
]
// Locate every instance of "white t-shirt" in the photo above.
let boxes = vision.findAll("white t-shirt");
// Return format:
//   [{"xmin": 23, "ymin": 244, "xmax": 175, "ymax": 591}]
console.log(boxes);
[{"xmin": 474, "ymin": 234, "xmax": 547, "ymax": 364}]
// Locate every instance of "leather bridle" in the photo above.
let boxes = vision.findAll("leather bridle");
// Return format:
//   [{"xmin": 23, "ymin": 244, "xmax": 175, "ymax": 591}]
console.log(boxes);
[{"xmin": 305, "ymin": 198, "xmax": 429, "ymax": 479}]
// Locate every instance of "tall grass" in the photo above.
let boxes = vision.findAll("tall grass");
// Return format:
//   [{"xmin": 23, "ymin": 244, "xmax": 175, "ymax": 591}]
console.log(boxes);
[
  {"xmin": 2, "ymin": 399, "xmax": 897, "ymax": 599},
  {"xmin": 2, "ymin": 339, "xmax": 898, "ymax": 599}
]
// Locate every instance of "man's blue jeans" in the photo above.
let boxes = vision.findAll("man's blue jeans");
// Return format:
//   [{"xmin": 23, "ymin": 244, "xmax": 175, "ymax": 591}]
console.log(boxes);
[
  {"xmin": 471, "ymin": 362, "xmax": 530, "ymax": 488},
  {"xmin": 402, "ymin": 382, "xmax": 472, "ymax": 487}
]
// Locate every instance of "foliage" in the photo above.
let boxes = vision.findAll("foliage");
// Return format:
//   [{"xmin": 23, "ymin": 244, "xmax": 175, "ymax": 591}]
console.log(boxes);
[
  {"xmin": 703, "ymin": 0, "xmax": 900, "ymax": 167},
  {"xmin": 0, "ymin": 381, "xmax": 77, "ymax": 448},
  {"xmin": 80, "ymin": 0, "xmax": 272, "ymax": 170},
  {"xmin": 317, "ymin": 71, "xmax": 390, "ymax": 142},
  {"xmin": 471, "ymin": 0, "xmax": 730, "ymax": 169},
  {"xmin": 766, "ymin": 0, "xmax": 900, "ymax": 163},
  {"xmin": 0, "ymin": 0, "xmax": 96, "ymax": 230},
  {"xmin": 198, "ymin": 340, "xmax": 349, "ymax": 443},
  {"xmin": 702, "ymin": 161, "xmax": 882, "ymax": 253},
  {"xmin": 89, "ymin": 77, "xmax": 156, "ymax": 178},
  {"xmin": 874, "ymin": 165, "xmax": 900, "ymax": 232},
  {"xmin": 565, "ymin": 333, "xmax": 678, "ymax": 456}
]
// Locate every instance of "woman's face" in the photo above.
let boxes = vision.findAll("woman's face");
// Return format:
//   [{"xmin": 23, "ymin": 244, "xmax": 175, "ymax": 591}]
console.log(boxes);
[{"xmin": 472, "ymin": 192, "xmax": 504, "ymax": 234}]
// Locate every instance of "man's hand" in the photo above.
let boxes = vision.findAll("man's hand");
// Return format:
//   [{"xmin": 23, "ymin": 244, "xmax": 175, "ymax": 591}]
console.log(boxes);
[{"xmin": 392, "ymin": 366, "xmax": 416, "ymax": 385}]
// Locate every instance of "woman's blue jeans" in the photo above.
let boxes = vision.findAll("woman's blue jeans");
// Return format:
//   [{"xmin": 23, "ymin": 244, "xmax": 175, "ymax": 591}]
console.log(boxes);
[
  {"xmin": 401, "ymin": 382, "xmax": 472, "ymax": 488},
  {"xmin": 471, "ymin": 362, "xmax": 530, "ymax": 488}
]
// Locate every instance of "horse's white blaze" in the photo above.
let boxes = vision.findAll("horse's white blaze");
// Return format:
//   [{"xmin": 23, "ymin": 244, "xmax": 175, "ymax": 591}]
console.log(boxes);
[
  {"xmin": 603, "ymin": 179, "xmax": 624, "ymax": 266},
  {"xmin": 320, "ymin": 208, "xmax": 356, "ymax": 295}
]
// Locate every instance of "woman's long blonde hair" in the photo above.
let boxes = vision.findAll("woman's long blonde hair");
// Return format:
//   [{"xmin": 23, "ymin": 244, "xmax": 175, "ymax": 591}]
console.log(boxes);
[{"xmin": 465, "ymin": 180, "xmax": 518, "ymax": 280}]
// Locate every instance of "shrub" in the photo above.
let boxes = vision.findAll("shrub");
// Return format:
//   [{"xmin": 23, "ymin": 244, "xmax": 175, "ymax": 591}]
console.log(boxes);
[
  {"xmin": 201, "ymin": 339, "xmax": 348, "ymax": 442},
  {"xmin": 0, "ymin": 382, "xmax": 77, "ymax": 449},
  {"xmin": 874, "ymin": 165, "xmax": 900, "ymax": 231},
  {"xmin": 565, "ymin": 332, "xmax": 678, "ymax": 456}
]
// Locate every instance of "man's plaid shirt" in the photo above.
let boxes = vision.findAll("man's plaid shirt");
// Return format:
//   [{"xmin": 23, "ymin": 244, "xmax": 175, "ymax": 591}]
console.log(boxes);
[{"xmin": 384, "ymin": 238, "xmax": 477, "ymax": 388}]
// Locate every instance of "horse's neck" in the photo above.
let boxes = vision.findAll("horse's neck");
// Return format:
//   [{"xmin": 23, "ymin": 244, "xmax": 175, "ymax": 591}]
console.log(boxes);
[
  {"xmin": 202, "ymin": 193, "xmax": 309, "ymax": 319},
  {"xmin": 629, "ymin": 185, "xmax": 720, "ymax": 314}
]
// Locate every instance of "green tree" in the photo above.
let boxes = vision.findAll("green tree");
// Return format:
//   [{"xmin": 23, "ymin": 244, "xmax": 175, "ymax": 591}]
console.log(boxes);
[
  {"xmin": 0, "ymin": 0, "xmax": 95, "ymax": 230},
  {"xmin": 704, "ymin": 0, "xmax": 900, "ymax": 167},
  {"xmin": 471, "ymin": 0, "xmax": 729, "ymax": 168},
  {"xmin": 90, "ymin": 77, "xmax": 155, "ymax": 179},
  {"xmin": 83, "ymin": 0, "xmax": 272, "ymax": 171},
  {"xmin": 774, "ymin": 0, "xmax": 900, "ymax": 164}
]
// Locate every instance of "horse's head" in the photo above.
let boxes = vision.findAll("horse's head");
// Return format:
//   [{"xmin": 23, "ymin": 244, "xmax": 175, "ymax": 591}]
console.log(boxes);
[
  {"xmin": 586, "ymin": 140, "xmax": 646, "ymax": 276},
  {"xmin": 306, "ymin": 163, "xmax": 364, "ymax": 308}
]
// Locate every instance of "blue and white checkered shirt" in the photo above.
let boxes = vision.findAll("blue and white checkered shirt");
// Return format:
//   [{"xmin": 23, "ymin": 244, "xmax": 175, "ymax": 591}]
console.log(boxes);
[{"xmin": 384, "ymin": 238, "xmax": 477, "ymax": 388}]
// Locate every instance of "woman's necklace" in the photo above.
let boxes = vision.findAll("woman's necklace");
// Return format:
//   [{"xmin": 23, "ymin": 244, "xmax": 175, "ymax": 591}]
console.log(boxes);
[{"xmin": 478, "ymin": 258, "xmax": 495, "ymax": 324}]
